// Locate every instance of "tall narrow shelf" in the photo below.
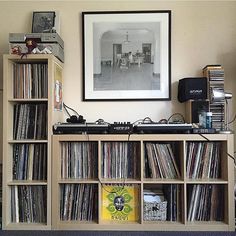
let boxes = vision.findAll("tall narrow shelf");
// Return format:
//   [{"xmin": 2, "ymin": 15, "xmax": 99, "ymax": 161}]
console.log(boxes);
[
  {"xmin": 51, "ymin": 134, "xmax": 234, "ymax": 231},
  {"xmin": 2, "ymin": 54, "xmax": 63, "ymax": 230}
]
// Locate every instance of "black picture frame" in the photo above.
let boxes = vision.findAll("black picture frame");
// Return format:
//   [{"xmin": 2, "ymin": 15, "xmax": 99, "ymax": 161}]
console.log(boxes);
[
  {"xmin": 32, "ymin": 11, "xmax": 56, "ymax": 33},
  {"xmin": 82, "ymin": 10, "xmax": 171, "ymax": 101}
]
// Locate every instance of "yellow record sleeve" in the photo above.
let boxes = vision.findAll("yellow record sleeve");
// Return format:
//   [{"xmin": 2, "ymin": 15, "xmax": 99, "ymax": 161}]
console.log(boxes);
[{"xmin": 101, "ymin": 184, "xmax": 140, "ymax": 222}]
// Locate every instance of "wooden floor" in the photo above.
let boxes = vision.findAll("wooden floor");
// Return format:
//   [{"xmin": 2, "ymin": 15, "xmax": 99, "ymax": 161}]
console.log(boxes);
[{"xmin": 0, "ymin": 231, "xmax": 235, "ymax": 236}]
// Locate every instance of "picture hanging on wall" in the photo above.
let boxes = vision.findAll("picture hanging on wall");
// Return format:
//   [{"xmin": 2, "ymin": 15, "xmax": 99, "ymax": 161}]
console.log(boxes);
[{"xmin": 82, "ymin": 10, "xmax": 171, "ymax": 101}]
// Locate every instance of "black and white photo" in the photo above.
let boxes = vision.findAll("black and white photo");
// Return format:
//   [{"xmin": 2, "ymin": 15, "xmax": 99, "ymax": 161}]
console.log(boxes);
[
  {"xmin": 82, "ymin": 11, "xmax": 171, "ymax": 101},
  {"xmin": 32, "ymin": 11, "xmax": 56, "ymax": 33}
]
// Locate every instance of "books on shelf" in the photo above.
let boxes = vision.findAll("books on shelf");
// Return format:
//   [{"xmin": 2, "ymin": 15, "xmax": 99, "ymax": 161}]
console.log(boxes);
[
  {"xmin": 101, "ymin": 184, "xmax": 139, "ymax": 222},
  {"xmin": 144, "ymin": 143, "xmax": 180, "ymax": 179}
]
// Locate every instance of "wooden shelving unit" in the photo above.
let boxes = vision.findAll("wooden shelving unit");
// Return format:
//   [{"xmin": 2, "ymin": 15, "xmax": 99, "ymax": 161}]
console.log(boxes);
[
  {"xmin": 51, "ymin": 134, "xmax": 235, "ymax": 231},
  {"xmin": 2, "ymin": 54, "xmax": 63, "ymax": 230}
]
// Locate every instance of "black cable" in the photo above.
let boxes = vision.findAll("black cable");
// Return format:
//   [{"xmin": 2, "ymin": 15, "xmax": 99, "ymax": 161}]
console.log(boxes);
[
  {"xmin": 228, "ymin": 113, "xmax": 236, "ymax": 125},
  {"xmin": 133, "ymin": 115, "xmax": 185, "ymax": 125},
  {"xmin": 63, "ymin": 102, "xmax": 80, "ymax": 117},
  {"xmin": 133, "ymin": 117, "xmax": 155, "ymax": 124},
  {"xmin": 132, "ymin": 117, "xmax": 162, "ymax": 125},
  {"xmin": 227, "ymin": 152, "xmax": 236, "ymax": 166},
  {"xmin": 142, "ymin": 117, "xmax": 155, "ymax": 123},
  {"xmin": 132, "ymin": 119, "xmax": 144, "ymax": 125},
  {"xmin": 167, "ymin": 112, "xmax": 185, "ymax": 123},
  {"xmin": 198, "ymin": 133, "xmax": 210, "ymax": 141},
  {"xmin": 63, "ymin": 102, "xmax": 72, "ymax": 117},
  {"xmin": 199, "ymin": 134, "xmax": 236, "ymax": 166},
  {"xmin": 99, "ymin": 133, "xmax": 133, "ymax": 194},
  {"xmin": 95, "ymin": 118, "xmax": 110, "ymax": 125},
  {"xmin": 100, "ymin": 182, "xmax": 125, "ymax": 194},
  {"xmin": 158, "ymin": 118, "xmax": 168, "ymax": 124}
]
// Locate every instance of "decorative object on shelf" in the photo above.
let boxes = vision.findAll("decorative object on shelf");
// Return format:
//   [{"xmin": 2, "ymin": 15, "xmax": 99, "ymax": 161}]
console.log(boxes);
[
  {"xmin": 9, "ymin": 33, "xmax": 64, "ymax": 62},
  {"xmin": 32, "ymin": 11, "xmax": 60, "ymax": 33},
  {"xmin": 82, "ymin": 11, "xmax": 171, "ymax": 101}
]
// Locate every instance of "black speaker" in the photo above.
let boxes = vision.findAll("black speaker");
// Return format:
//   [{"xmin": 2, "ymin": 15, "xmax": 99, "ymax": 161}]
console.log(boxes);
[
  {"xmin": 178, "ymin": 77, "xmax": 208, "ymax": 102},
  {"xmin": 185, "ymin": 100, "xmax": 209, "ymax": 123}
]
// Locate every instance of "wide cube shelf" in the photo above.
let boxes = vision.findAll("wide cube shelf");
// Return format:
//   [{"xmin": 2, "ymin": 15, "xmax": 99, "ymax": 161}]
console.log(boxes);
[{"xmin": 51, "ymin": 134, "xmax": 234, "ymax": 231}]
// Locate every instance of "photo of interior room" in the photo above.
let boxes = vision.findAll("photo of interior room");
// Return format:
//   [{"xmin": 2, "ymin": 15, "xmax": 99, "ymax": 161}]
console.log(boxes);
[{"xmin": 93, "ymin": 23, "xmax": 161, "ymax": 91}]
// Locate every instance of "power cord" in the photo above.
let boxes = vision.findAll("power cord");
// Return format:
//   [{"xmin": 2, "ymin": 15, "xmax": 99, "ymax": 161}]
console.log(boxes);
[
  {"xmin": 229, "ymin": 113, "xmax": 236, "ymax": 125},
  {"xmin": 99, "ymin": 133, "xmax": 133, "ymax": 194},
  {"xmin": 63, "ymin": 102, "xmax": 85, "ymax": 123},
  {"xmin": 198, "ymin": 133, "xmax": 236, "ymax": 166},
  {"xmin": 63, "ymin": 102, "xmax": 80, "ymax": 117},
  {"xmin": 132, "ymin": 113, "xmax": 186, "ymax": 126},
  {"xmin": 167, "ymin": 113, "xmax": 185, "ymax": 123}
]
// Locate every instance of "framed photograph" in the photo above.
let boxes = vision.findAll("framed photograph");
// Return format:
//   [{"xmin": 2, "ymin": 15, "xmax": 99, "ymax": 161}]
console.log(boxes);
[
  {"xmin": 32, "ymin": 11, "xmax": 57, "ymax": 33},
  {"xmin": 82, "ymin": 11, "xmax": 171, "ymax": 101}
]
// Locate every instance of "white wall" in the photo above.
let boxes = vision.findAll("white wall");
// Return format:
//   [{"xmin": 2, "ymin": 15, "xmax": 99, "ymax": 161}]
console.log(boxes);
[
  {"xmin": 0, "ymin": 1, "xmax": 236, "ymax": 125},
  {"xmin": 0, "ymin": 90, "xmax": 2, "ymax": 164}
]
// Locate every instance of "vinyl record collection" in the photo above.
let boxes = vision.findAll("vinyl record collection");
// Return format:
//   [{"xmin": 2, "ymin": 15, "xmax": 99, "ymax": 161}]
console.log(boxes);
[
  {"xmin": 186, "ymin": 142, "xmax": 221, "ymax": 179},
  {"xmin": 101, "ymin": 142, "xmax": 140, "ymax": 179},
  {"xmin": 12, "ymin": 143, "xmax": 47, "ymax": 180},
  {"xmin": 13, "ymin": 103, "xmax": 47, "ymax": 140},
  {"xmin": 144, "ymin": 143, "xmax": 180, "ymax": 179},
  {"xmin": 13, "ymin": 63, "xmax": 48, "ymax": 99},
  {"xmin": 60, "ymin": 184, "xmax": 97, "ymax": 221},
  {"xmin": 187, "ymin": 184, "xmax": 224, "ymax": 221},
  {"xmin": 60, "ymin": 142, "xmax": 98, "ymax": 179},
  {"xmin": 11, "ymin": 185, "xmax": 47, "ymax": 223}
]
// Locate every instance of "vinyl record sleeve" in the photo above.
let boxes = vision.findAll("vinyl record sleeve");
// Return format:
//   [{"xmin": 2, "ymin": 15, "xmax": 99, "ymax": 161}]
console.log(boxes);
[{"xmin": 101, "ymin": 184, "xmax": 139, "ymax": 222}]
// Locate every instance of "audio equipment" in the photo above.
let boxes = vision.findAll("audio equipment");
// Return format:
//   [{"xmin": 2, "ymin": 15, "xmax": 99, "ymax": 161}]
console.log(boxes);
[
  {"xmin": 53, "ymin": 122, "xmax": 193, "ymax": 134},
  {"xmin": 133, "ymin": 123, "xmax": 192, "ymax": 134},
  {"xmin": 192, "ymin": 128, "xmax": 216, "ymax": 134},
  {"xmin": 185, "ymin": 100, "xmax": 210, "ymax": 123},
  {"xmin": 53, "ymin": 122, "xmax": 109, "ymax": 134},
  {"xmin": 66, "ymin": 115, "xmax": 86, "ymax": 124},
  {"xmin": 108, "ymin": 122, "xmax": 133, "ymax": 134},
  {"xmin": 178, "ymin": 77, "xmax": 208, "ymax": 102}
]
